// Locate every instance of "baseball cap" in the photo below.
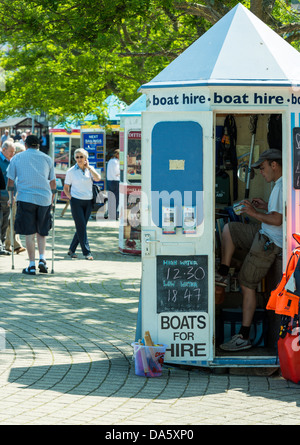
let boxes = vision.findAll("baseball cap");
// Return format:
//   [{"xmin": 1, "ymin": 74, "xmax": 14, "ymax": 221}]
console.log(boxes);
[
  {"xmin": 251, "ymin": 149, "xmax": 282, "ymax": 168},
  {"xmin": 25, "ymin": 135, "xmax": 40, "ymax": 147}
]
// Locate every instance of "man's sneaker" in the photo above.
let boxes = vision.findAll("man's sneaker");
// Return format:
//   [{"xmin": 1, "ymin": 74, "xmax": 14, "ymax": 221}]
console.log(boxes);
[
  {"xmin": 215, "ymin": 271, "xmax": 228, "ymax": 288},
  {"xmin": 0, "ymin": 248, "xmax": 11, "ymax": 256},
  {"xmin": 219, "ymin": 334, "xmax": 252, "ymax": 352}
]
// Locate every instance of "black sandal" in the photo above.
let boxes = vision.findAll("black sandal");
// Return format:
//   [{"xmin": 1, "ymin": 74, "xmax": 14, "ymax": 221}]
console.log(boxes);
[
  {"xmin": 38, "ymin": 259, "xmax": 48, "ymax": 273},
  {"xmin": 22, "ymin": 266, "xmax": 36, "ymax": 275}
]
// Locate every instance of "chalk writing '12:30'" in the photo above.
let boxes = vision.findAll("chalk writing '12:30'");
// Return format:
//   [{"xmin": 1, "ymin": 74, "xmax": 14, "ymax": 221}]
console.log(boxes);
[{"xmin": 165, "ymin": 266, "xmax": 205, "ymax": 281}]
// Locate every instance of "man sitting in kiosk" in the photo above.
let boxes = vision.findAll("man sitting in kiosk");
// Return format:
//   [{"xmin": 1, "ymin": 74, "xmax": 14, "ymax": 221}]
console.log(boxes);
[{"xmin": 215, "ymin": 149, "xmax": 283, "ymax": 351}]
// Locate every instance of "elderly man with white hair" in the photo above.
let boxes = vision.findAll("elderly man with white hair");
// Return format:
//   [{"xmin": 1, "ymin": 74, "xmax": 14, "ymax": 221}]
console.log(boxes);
[
  {"xmin": 5, "ymin": 142, "xmax": 26, "ymax": 254},
  {"xmin": 0, "ymin": 140, "xmax": 15, "ymax": 255},
  {"xmin": 0, "ymin": 129, "xmax": 9, "ymax": 147}
]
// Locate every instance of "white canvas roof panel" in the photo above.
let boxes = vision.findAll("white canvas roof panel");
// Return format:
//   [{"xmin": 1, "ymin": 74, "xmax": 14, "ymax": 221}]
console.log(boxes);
[{"xmin": 140, "ymin": 3, "xmax": 300, "ymax": 89}]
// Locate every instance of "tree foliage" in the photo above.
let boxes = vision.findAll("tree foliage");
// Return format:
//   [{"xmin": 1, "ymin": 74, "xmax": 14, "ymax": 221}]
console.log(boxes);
[{"xmin": 0, "ymin": 0, "xmax": 298, "ymax": 123}]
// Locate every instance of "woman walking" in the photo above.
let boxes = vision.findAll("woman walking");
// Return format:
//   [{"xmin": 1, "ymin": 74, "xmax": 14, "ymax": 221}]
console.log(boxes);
[{"xmin": 63, "ymin": 148, "xmax": 101, "ymax": 260}]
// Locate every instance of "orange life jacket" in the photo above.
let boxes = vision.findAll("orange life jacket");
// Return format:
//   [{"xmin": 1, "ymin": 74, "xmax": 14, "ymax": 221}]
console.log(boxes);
[{"xmin": 266, "ymin": 234, "xmax": 300, "ymax": 318}]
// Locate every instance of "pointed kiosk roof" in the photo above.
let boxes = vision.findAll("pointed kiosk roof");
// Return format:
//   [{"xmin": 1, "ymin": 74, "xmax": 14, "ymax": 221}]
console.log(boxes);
[
  {"xmin": 140, "ymin": 3, "xmax": 300, "ymax": 89},
  {"xmin": 117, "ymin": 94, "xmax": 146, "ymax": 117}
]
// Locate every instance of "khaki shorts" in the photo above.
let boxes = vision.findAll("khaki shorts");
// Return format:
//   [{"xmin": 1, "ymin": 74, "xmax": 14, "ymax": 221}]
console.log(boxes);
[{"xmin": 228, "ymin": 222, "xmax": 282, "ymax": 290}]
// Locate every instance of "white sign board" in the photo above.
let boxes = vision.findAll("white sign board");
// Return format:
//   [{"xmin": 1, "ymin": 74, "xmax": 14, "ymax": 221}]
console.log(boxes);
[{"xmin": 158, "ymin": 312, "xmax": 209, "ymax": 360}]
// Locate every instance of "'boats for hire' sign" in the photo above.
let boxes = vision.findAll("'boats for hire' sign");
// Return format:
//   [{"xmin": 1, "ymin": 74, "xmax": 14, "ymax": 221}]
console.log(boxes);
[{"xmin": 158, "ymin": 312, "xmax": 210, "ymax": 360}]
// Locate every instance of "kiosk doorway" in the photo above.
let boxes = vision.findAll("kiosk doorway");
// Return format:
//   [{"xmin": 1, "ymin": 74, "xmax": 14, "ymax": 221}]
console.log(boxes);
[{"xmin": 214, "ymin": 112, "xmax": 284, "ymax": 360}]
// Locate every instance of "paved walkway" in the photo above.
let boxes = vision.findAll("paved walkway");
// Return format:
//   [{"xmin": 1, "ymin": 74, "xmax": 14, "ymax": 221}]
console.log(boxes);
[{"xmin": 0, "ymin": 204, "xmax": 300, "ymax": 426}]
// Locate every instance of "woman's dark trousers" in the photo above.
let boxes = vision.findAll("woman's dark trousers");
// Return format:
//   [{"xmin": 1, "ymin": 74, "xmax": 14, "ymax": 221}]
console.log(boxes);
[{"xmin": 69, "ymin": 197, "xmax": 93, "ymax": 256}]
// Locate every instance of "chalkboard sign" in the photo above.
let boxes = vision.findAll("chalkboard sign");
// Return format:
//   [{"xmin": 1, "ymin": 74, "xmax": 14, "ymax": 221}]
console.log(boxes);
[
  {"xmin": 293, "ymin": 127, "xmax": 300, "ymax": 189},
  {"xmin": 156, "ymin": 255, "xmax": 208, "ymax": 313}
]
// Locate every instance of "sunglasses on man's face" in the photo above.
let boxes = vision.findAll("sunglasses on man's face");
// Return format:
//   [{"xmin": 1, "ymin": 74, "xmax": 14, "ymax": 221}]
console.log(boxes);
[{"xmin": 75, "ymin": 156, "xmax": 84, "ymax": 159}]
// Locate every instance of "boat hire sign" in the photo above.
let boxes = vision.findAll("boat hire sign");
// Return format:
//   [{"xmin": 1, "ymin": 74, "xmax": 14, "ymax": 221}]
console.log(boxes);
[{"xmin": 146, "ymin": 89, "xmax": 300, "ymax": 111}]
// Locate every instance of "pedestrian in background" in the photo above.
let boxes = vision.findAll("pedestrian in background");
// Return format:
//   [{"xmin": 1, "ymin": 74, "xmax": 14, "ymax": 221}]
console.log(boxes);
[
  {"xmin": 7, "ymin": 135, "xmax": 56, "ymax": 275},
  {"xmin": 0, "ymin": 129, "xmax": 9, "ymax": 147},
  {"xmin": 14, "ymin": 129, "xmax": 22, "ymax": 142},
  {"xmin": 106, "ymin": 149, "xmax": 120, "ymax": 220},
  {"xmin": 5, "ymin": 142, "xmax": 26, "ymax": 254},
  {"xmin": 0, "ymin": 140, "xmax": 15, "ymax": 255},
  {"xmin": 40, "ymin": 130, "xmax": 49, "ymax": 154},
  {"xmin": 63, "ymin": 148, "xmax": 101, "ymax": 260},
  {"xmin": 20, "ymin": 132, "xmax": 26, "ymax": 146}
]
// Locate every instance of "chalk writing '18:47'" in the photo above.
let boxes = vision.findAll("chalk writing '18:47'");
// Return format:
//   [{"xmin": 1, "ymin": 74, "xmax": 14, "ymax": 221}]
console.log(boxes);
[
  {"xmin": 165, "ymin": 266, "xmax": 205, "ymax": 281},
  {"xmin": 168, "ymin": 288, "xmax": 201, "ymax": 304}
]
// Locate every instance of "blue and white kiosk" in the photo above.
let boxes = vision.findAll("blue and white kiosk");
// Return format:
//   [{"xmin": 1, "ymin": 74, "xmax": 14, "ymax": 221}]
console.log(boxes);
[{"xmin": 138, "ymin": 3, "xmax": 300, "ymax": 368}]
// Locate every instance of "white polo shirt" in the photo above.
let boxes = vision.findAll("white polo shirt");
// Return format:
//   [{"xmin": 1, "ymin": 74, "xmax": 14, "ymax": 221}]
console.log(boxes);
[
  {"xmin": 106, "ymin": 158, "xmax": 120, "ymax": 181},
  {"xmin": 260, "ymin": 176, "xmax": 283, "ymax": 248},
  {"xmin": 65, "ymin": 164, "xmax": 93, "ymax": 200}
]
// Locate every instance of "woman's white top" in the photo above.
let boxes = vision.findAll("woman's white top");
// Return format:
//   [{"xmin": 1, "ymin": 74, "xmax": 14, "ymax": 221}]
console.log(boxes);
[{"xmin": 65, "ymin": 164, "xmax": 93, "ymax": 200}]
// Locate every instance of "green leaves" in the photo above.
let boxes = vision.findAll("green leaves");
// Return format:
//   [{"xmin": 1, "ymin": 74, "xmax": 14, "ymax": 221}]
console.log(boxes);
[{"xmin": 0, "ymin": 0, "xmax": 297, "ymax": 123}]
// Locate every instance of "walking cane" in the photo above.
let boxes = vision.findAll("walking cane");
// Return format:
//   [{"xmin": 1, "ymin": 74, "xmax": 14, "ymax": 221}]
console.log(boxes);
[
  {"xmin": 51, "ymin": 190, "xmax": 58, "ymax": 274},
  {"xmin": 7, "ymin": 186, "xmax": 14, "ymax": 270}
]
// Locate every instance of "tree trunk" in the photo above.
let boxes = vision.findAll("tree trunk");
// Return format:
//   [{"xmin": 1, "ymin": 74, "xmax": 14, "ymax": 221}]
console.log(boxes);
[
  {"xmin": 250, "ymin": 0, "xmax": 264, "ymax": 20},
  {"xmin": 250, "ymin": 0, "xmax": 277, "ymax": 26}
]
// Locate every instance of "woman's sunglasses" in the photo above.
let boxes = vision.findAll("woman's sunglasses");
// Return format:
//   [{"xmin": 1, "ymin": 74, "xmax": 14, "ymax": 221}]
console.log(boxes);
[{"xmin": 75, "ymin": 156, "xmax": 84, "ymax": 159}]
